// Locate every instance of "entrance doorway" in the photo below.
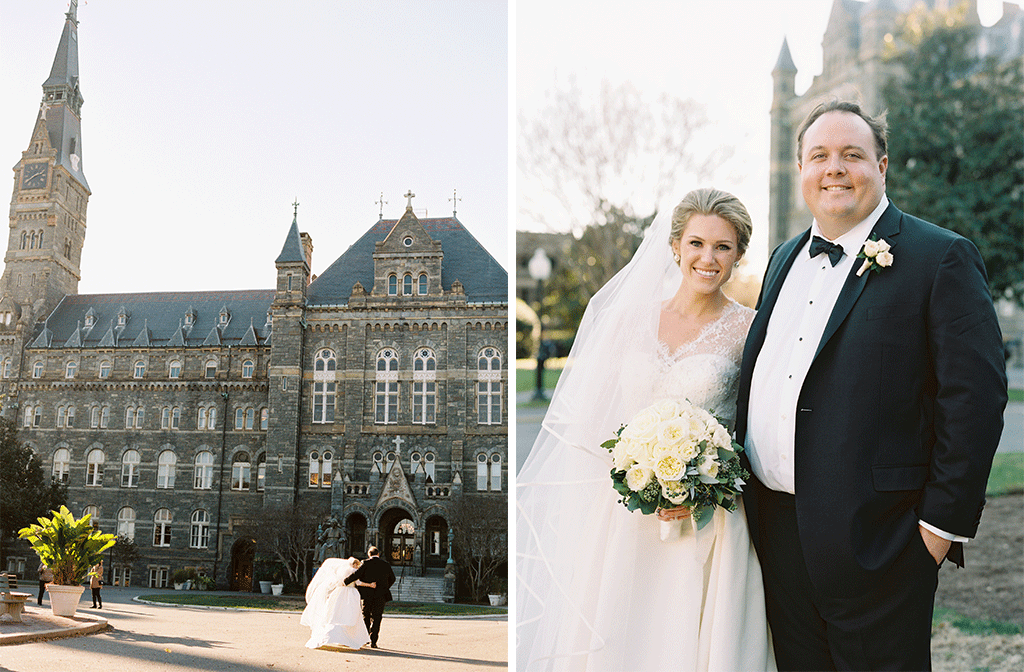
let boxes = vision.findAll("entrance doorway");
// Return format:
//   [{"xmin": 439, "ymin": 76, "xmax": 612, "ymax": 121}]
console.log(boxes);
[
  {"xmin": 230, "ymin": 537, "xmax": 255, "ymax": 591},
  {"xmin": 379, "ymin": 507, "xmax": 415, "ymax": 566}
]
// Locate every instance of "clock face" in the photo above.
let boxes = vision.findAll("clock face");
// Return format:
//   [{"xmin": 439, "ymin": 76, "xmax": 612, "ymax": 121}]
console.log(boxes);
[{"xmin": 21, "ymin": 163, "xmax": 48, "ymax": 190}]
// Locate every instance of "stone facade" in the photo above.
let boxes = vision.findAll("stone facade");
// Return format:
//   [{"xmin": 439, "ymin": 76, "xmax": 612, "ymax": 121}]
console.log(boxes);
[{"xmin": 1, "ymin": 5, "xmax": 508, "ymax": 591}]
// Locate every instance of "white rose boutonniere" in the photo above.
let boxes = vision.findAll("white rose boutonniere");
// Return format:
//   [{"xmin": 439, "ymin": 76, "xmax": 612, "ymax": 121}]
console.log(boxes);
[{"xmin": 856, "ymin": 235, "xmax": 894, "ymax": 277}]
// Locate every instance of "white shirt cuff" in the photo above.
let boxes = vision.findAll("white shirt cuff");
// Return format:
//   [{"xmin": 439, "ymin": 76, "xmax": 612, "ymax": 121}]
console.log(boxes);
[{"xmin": 919, "ymin": 519, "xmax": 970, "ymax": 543}]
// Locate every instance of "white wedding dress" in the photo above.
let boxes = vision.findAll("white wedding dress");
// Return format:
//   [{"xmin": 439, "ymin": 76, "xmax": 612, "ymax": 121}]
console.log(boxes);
[
  {"xmin": 300, "ymin": 558, "xmax": 370, "ymax": 650},
  {"xmin": 517, "ymin": 299, "xmax": 775, "ymax": 671}
]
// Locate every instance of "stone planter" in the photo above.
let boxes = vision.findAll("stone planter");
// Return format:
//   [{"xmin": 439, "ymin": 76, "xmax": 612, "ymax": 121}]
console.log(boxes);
[
  {"xmin": 271, "ymin": 584, "xmax": 284, "ymax": 596},
  {"xmin": 259, "ymin": 581, "xmax": 272, "ymax": 594},
  {"xmin": 487, "ymin": 593, "xmax": 507, "ymax": 607},
  {"xmin": 46, "ymin": 584, "xmax": 85, "ymax": 617}
]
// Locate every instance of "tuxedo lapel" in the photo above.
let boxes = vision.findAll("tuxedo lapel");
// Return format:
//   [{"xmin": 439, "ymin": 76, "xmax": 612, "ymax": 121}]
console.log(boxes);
[{"xmin": 812, "ymin": 203, "xmax": 903, "ymax": 361}]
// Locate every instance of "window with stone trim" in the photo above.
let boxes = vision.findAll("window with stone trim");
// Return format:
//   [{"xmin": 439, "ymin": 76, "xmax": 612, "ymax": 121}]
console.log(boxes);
[
  {"xmin": 190, "ymin": 510, "xmax": 210, "ymax": 549},
  {"xmin": 168, "ymin": 359, "xmax": 182, "ymax": 379},
  {"xmin": 413, "ymin": 348, "xmax": 437, "ymax": 424},
  {"xmin": 424, "ymin": 452, "xmax": 436, "ymax": 483},
  {"xmin": 242, "ymin": 359, "xmax": 254, "ymax": 378},
  {"xmin": 418, "ymin": 273, "xmax": 428, "ymax": 295},
  {"xmin": 86, "ymin": 448, "xmax": 104, "ymax": 486},
  {"xmin": 194, "ymin": 451, "xmax": 214, "ymax": 489},
  {"xmin": 157, "ymin": 450, "xmax": 176, "ymax": 489},
  {"xmin": 231, "ymin": 452, "xmax": 251, "ymax": 491},
  {"xmin": 99, "ymin": 360, "xmax": 111, "ymax": 378},
  {"xmin": 65, "ymin": 360, "xmax": 77, "ymax": 378},
  {"xmin": 32, "ymin": 361, "xmax": 43, "ymax": 378},
  {"xmin": 117, "ymin": 506, "xmax": 136, "ymax": 540},
  {"xmin": 121, "ymin": 449, "xmax": 140, "ymax": 488},
  {"xmin": 308, "ymin": 450, "xmax": 333, "ymax": 488},
  {"xmin": 2, "ymin": 358, "xmax": 10, "ymax": 378},
  {"xmin": 475, "ymin": 452, "xmax": 503, "ymax": 492},
  {"xmin": 83, "ymin": 505, "xmax": 99, "ymax": 525},
  {"xmin": 373, "ymin": 451, "xmax": 384, "ymax": 474},
  {"xmin": 52, "ymin": 447, "xmax": 70, "ymax": 483},
  {"xmin": 403, "ymin": 273, "xmax": 413, "ymax": 295},
  {"xmin": 374, "ymin": 349, "xmax": 399, "ymax": 424},
  {"xmin": 57, "ymin": 405, "xmax": 68, "ymax": 428},
  {"xmin": 256, "ymin": 454, "xmax": 266, "ymax": 492},
  {"xmin": 149, "ymin": 566, "xmax": 169, "ymax": 588},
  {"xmin": 133, "ymin": 360, "xmax": 146, "ymax": 378},
  {"xmin": 65, "ymin": 405, "xmax": 76, "ymax": 428},
  {"xmin": 312, "ymin": 349, "xmax": 337, "ymax": 424},
  {"xmin": 388, "ymin": 274, "xmax": 398, "ymax": 296},
  {"xmin": 477, "ymin": 347, "xmax": 502, "ymax": 425},
  {"xmin": 260, "ymin": 408, "xmax": 269, "ymax": 431},
  {"xmin": 153, "ymin": 509, "xmax": 172, "ymax": 547},
  {"xmin": 90, "ymin": 406, "xmax": 100, "ymax": 429},
  {"xmin": 205, "ymin": 359, "xmax": 217, "ymax": 379}
]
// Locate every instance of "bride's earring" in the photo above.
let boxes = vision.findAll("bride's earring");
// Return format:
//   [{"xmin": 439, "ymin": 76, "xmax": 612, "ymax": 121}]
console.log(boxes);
[{"xmin": 673, "ymin": 253, "xmax": 681, "ymax": 264}]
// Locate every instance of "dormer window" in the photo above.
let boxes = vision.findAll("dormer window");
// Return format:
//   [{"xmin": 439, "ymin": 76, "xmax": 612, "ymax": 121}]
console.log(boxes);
[
  {"xmin": 84, "ymin": 311, "xmax": 95, "ymax": 328},
  {"xmin": 117, "ymin": 310, "xmax": 128, "ymax": 327},
  {"xmin": 218, "ymin": 308, "xmax": 230, "ymax": 327},
  {"xmin": 388, "ymin": 274, "xmax": 398, "ymax": 296},
  {"xmin": 184, "ymin": 309, "xmax": 196, "ymax": 327},
  {"xmin": 403, "ymin": 236, "xmax": 413, "ymax": 247}
]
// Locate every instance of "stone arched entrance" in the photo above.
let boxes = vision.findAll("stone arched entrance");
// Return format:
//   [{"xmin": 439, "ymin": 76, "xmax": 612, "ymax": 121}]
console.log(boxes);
[
  {"xmin": 379, "ymin": 507, "xmax": 416, "ymax": 566},
  {"xmin": 230, "ymin": 537, "xmax": 255, "ymax": 591}
]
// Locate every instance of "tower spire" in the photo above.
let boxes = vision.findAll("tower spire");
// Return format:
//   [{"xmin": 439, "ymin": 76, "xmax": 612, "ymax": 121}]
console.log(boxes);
[{"xmin": 41, "ymin": 0, "xmax": 88, "ymax": 188}]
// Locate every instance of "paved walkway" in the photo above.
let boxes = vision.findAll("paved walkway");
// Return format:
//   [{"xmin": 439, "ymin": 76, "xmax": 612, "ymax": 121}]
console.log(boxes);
[{"xmin": 0, "ymin": 588, "xmax": 507, "ymax": 672}]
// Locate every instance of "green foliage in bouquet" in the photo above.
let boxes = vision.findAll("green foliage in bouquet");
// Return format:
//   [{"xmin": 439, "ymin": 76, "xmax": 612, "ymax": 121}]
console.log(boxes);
[{"xmin": 18, "ymin": 505, "xmax": 117, "ymax": 585}]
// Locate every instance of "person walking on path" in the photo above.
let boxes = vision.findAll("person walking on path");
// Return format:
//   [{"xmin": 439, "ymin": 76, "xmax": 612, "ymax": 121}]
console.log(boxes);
[
  {"xmin": 343, "ymin": 546, "xmax": 395, "ymax": 648},
  {"xmin": 90, "ymin": 562, "xmax": 103, "ymax": 609},
  {"xmin": 37, "ymin": 562, "xmax": 52, "ymax": 605}
]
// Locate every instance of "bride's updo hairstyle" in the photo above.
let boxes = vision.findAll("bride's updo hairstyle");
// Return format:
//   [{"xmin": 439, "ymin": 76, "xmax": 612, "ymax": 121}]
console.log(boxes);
[{"xmin": 669, "ymin": 187, "xmax": 753, "ymax": 257}]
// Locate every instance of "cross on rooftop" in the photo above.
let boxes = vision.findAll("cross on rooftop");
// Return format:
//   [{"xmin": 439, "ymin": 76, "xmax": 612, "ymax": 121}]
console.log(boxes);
[
  {"xmin": 404, "ymin": 190, "xmax": 415, "ymax": 208},
  {"xmin": 376, "ymin": 192, "xmax": 388, "ymax": 218},
  {"xmin": 292, "ymin": 199, "xmax": 300, "ymax": 218},
  {"xmin": 449, "ymin": 188, "xmax": 461, "ymax": 216}
]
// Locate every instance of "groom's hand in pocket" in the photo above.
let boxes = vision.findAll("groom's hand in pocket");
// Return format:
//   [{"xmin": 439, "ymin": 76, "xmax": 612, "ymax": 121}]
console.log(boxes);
[{"xmin": 918, "ymin": 524, "xmax": 951, "ymax": 565}]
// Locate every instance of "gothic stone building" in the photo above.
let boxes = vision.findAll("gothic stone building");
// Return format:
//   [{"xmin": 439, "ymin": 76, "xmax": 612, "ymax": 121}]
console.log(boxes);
[{"xmin": 1, "ymin": 4, "xmax": 508, "ymax": 591}]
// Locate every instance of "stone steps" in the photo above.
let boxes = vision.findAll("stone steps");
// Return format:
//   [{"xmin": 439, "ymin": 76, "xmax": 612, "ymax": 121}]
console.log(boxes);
[{"xmin": 393, "ymin": 575, "xmax": 445, "ymax": 603}]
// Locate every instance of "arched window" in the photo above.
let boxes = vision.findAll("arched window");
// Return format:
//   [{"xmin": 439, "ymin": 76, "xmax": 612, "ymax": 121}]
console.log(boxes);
[
  {"xmin": 83, "ymin": 506, "xmax": 99, "ymax": 525},
  {"xmin": 477, "ymin": 347, "xmax": 502, "ymax": 424},
  {"xmin": 374, "ymin": 349, "xmax": 399, "ymax": 424},
  {"xmin": 413, "ymin": 348, "xmax": 437, "ymax": 424},
  {"xmin": 168, "ymin": 359, "xmax": 182, "ymax": 379},
  {"xmin": 194, "ymin": 451, "xmax": 214, "ymax": 489},
  {"xmin": 121, "ymin": 449, "xmax": 140, "ymax": 488},
  {"xmin": 308, "ymin": 450, "xmax": 333, "ymax": 488},
  {"xmin": 490, "ymin": 454, "xmax": 503, "ymax": 491},
  {"xmin": 197, "ymin": 407, "xmax": 208, "ymax": 430},
  {"xmin": 90, "ymin": 406, "xmax": 100, "ymax": 428},
  {"xmin": 30, "ymin": 231, "xmax": 36, "ymax": 249},
  {"xmin": 65, "ymin": 361, "xmax": 77, "ymax": 378},
  {"xmin": 37, "ymin": 230, "xmax": 43, "ymax": 248},
  {"xmin": 476, "ymin": 453, "xmax": 488, "ymax": 491},
  {"xmin": 231, "ymin": 452, "xmax": 251, "ymax": 491},
  {"xmin": 133, "ymin": 360, "xmax": 146, "ymax": 378},
  {"xmin": 20, "ymin": 231, "xmax": 27, "ymax": 250},
  {"xmin": 153, "ymin": 509, "xmax": 172, "ymax": 547},
  {"xmin": 100, "ymin": 406, "xmax": 110, "ymax": 429},
  {"xmin": 403, "ymin": 273, "xmax": 413, "ymax": 295},
  {"xmin": 418, "ymin": 273, "xmax": 428, "ymax": 295},
  {"xmin": 242, "ymin": 359, "xmax": 254, "ymax": 378},
  {"xmin": 117, "ymin": 507, "xmax": 136, "ymax": 540},
  {"xmin": 172, "ymin": 407, "xmax": 181, "ymax": 430},
  {"xmin": 205, "ymin": 359, "xmax": 217, "ymax": 378},
  {"xmin": 424, "ymin": 452, "xmax": 436, "ymax": 483},
  {"xmin": 157, "ymin": 450, "xmax": 176, "ymax": 489},
  {"xmin": 385, "ymin": 451, "xmax": 396, "ymax": 474},
  {"xmin": 312, "ymin": 349, "xmax": 337, "ymax": 424},
  {"xmin": 373, "ymin": 451, "xmax": 384, "ymax": 474},
  {"xmin": 52, "ymin": 447, "xmax": 70, "ymax": 483},
  {"xmin": 190, "ymin": 510, "xmax": 210, "ymax": 549},
  {"xmin": 32, "ymin": 361, "xmax": 43, "ymax": 378},
  {"xmin": 259, "ymin": 408, "xmax": 269, "ymax": 431},
  {"xmin": 388, "ymin": 274, "xmax": 398, "ymax": 296},
  {"xmin": 161, "ymin": 407, "xmax": 171, "ymax": 429},
  {"xmin": 86, "ymin": 448, "xmax": 105, "ymax": 486},
  {"xmin": 244, "ymin": 407, "xmax": 254, "ymax": 431},
  {"xmin": 65, "ymin": 405, "xmax": 76, "ymax": 428},
  {"xmin": 256, "ymin": 454, "xmax": 266, "ymax": 492},
  {"xmin": 99, "ymin": 360, "xmax": 111, "ymax": 378},
  {"xmin": 2, "ymin": 358, "xmax": 11, "ymax": 378},
  {"xmin": 57, "ymin": 405, "xmax": 67, "ymax": 428}
]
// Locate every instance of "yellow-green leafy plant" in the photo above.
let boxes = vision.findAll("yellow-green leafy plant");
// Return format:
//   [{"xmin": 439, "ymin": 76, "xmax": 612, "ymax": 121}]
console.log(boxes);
[{"xmin": 18, "ymin": 506, "xmax": 116, "ymax": 585}]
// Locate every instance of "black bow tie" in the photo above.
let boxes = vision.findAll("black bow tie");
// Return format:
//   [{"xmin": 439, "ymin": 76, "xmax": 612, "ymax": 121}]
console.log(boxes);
[{"xmin": 809, "ymin": 235, "xmax": 844, "ymax": 266}]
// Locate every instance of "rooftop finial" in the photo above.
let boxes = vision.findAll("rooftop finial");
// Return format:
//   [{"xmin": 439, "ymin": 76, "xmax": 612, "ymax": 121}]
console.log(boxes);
[
  {"xmin": 449, "ymin": 188, "xmax": 461, "ymax": 216},
  {"xmin": 66, "ymin": 0, "xmax": 79, "ymax": 24},
  {"xmin": 404, "ymin": 190, "xmax": 416, "ymax": 209},
  {"xmin": 292, "ymin": 198, "xmax": 300, "ymax": 220},
  {"xmin": 376, "ymin": 192, "xmax": 388, "ymax": 219}
]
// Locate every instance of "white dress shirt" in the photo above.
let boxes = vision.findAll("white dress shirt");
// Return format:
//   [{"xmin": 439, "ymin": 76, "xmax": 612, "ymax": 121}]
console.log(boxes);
[{"xmin": 745, "ymin": 195, "xmax": 964, "ymax": 543}]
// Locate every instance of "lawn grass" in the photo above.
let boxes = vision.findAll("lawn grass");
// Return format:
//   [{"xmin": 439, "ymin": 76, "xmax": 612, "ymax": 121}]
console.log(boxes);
[
  {"xmin": 515, "ymin": 366, "xmax": 563, "ymax": 393},
  {"xmin": 932, "ymin": 607, "xmax": 1022, "ymax": 636},
  {"xmin": 138, "ymin": 593, "xmax": 505, "ymax": 616},
  {"xmin": 986, "ymin": 453, "xmax": 1024, "ymax": 497},
  {"xmin": 1008, "ymin": 388, "xmax": 1023, "ymax": 403}
]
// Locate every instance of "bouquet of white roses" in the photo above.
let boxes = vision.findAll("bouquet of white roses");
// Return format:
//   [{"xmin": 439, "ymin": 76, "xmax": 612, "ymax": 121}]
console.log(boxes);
[{"xmin": 602, "ymin": 398, "xmax": 749, "ymax": 531}]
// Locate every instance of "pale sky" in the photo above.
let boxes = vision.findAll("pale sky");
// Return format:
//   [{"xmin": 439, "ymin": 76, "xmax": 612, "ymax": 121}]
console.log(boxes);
[
  {"xmin": 0, "ymin": 0, "xmax": 508, "ymax": 294},
  {"xmin": 516, "ymin": 0, "xmax": 1018, "ymax": 274}
]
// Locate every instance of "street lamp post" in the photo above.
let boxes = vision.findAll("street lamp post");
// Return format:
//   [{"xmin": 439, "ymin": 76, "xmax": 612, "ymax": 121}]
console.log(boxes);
[{"xmin": 527, "ymin": 248, "xmax": 552, "ymax": 401}]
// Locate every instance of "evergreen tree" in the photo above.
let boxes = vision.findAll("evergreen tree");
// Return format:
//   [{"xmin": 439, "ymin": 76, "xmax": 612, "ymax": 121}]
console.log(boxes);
[
  {"xmin": 882, "ymin": 5, "xmax": 1024, "ymax": 304},
  {"xmin": 0, "ymin": 417, "xmax": 67, "ymax": 541}
]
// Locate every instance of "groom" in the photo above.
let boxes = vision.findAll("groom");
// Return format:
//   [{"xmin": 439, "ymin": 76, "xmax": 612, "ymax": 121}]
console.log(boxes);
[
  {"xmin": 343, "ymin": 545, "xmax": 396, "ymax": 649},
  {"xmin": 737, "ymin": 100, "xmax": 1007, "ymax": 670}
]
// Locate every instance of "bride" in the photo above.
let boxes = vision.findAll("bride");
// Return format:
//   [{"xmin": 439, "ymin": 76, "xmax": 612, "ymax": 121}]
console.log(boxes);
[
  {"xmin": 517, "ymin": 188, "xmax": 775, "ymax": 671},
  {"xmin": 301, "ymin": 557, "xmax": 371, "ymax": 650}
]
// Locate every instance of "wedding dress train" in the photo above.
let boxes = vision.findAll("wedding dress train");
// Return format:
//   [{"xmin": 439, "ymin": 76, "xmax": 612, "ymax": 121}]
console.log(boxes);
[{"xmin": 301, "ymin": 558, "xmax": 370, "ymax": 650}]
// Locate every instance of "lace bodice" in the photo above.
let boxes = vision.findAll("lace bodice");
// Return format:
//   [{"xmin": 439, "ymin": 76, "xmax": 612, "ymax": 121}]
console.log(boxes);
[{"xmin": 652, "ymin": 300, "xmax": 754, "ymax": 428}]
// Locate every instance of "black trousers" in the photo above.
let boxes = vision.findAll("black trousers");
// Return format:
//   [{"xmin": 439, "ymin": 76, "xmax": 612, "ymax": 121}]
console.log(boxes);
[
  {"xmin": 750, "ymin": 477, "xmax": 939, "ymax": 671},
  {"xmin": 37, "ymin": 580, "xmax": 46, "ymax": 605},
  {"xmin": 361, "ymin": 597, "xmax": 385, "ymax": 644},
  {"xmin": 91, "ymin": 587, "xmax": 102, "ymax": 607}
]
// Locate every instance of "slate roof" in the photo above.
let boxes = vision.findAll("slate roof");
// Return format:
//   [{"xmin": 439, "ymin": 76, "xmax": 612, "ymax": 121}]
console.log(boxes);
[
  {"xmin": 30, "ymin": 290, "xmax": 274, "ymax": 349},
  {"xmin": 308, "ymin": 216, "xmax": 507, "ymax": 305}
]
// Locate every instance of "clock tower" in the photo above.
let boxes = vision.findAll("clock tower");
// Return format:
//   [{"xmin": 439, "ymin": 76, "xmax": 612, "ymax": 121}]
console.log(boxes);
[{"xmin": 3, "ymin": 0, "xmax": 90, "ymax": 323}]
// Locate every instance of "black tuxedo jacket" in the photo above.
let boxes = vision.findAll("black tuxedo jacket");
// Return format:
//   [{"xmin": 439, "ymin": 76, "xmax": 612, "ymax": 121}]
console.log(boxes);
[
  {"xmin": 736, "ymin": 202, "xmax": 1007, "ymax": 598},
  {"xmin": 345, "ymin": 556, "xmax": 396, "ymax": 604}
]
